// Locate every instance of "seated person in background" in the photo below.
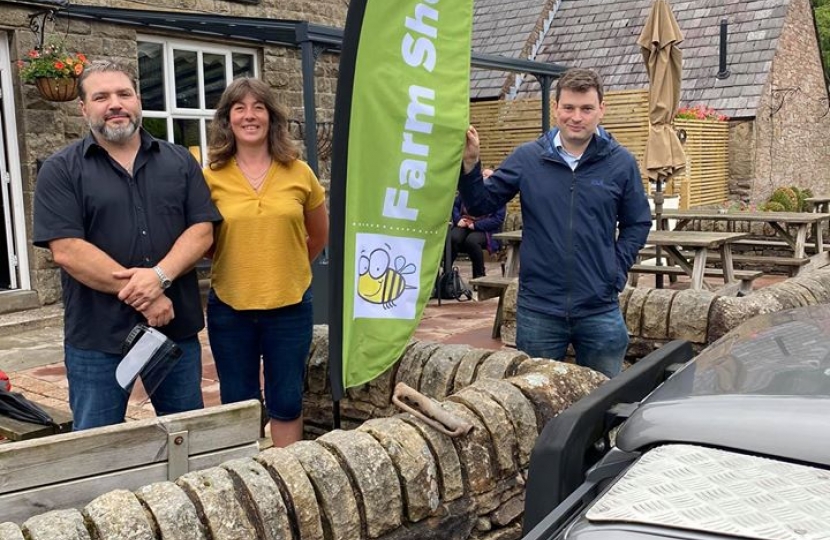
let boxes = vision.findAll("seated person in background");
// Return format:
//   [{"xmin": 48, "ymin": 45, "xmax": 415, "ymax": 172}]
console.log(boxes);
[{"xmin": 450, "ymin": 181, "xmax": 506, "ymax": 279}]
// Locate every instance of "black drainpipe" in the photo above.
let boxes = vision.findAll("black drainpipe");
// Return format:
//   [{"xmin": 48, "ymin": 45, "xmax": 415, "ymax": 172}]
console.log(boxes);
[{"xmin": 716, "ymin": 19, "xmax": 731, "ymax": 80}]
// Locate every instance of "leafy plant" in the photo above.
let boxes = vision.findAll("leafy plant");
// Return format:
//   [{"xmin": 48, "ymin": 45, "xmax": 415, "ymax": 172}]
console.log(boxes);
[
  {"xmin": 761, "ymin": 186, "xmax": 814, "ymax": 212},
  {"xmin": 16, "ymin": 38, "xmax": 87, "ymax": 84},
  {"xmin": 675, "ymin": 104, "xmax": 728, "ymax": 121}
]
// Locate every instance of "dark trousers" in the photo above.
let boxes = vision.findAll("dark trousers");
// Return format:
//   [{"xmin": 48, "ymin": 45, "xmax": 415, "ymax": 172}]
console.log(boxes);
[{"xmin": 450, "ymin": 226, "xmax": 487, "ymax": 278}]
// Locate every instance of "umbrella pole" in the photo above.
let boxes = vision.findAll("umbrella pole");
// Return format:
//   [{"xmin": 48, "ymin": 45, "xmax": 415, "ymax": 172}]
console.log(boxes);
[{"xmin": 654, "ymin": 181, "xmax": 664, "ymax": 289}]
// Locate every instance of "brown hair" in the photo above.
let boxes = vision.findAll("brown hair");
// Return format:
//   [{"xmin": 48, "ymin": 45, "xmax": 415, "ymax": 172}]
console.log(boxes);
[
  {"xmin": 77, "ymin": 60, "xmax": 138, "ymax": 101},
  {"xmin": 208, "ymin": 78, "xmax": 299, "ymax": 169},
  {"xmin": 554, "ymin": 68, "xmax": 604, "ymax": 103}
]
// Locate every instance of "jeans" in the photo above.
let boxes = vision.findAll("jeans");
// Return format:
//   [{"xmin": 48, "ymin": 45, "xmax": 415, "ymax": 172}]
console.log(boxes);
[
  {"xmin": 65, "ymin": 336, "xmax": 203, "ymax": 431},
  {"xmin": 206, "ymin": 288, "xmax": 313, "ymax": 421},
  {"xmin": 516, "ymin": 306, "xmax": 629, "ymax": 378}
]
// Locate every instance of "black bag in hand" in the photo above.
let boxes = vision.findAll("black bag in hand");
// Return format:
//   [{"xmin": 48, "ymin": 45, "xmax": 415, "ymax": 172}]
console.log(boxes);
[{"xmin": 437, "ymin": 266, "xmax": 473, "ymax": 301}]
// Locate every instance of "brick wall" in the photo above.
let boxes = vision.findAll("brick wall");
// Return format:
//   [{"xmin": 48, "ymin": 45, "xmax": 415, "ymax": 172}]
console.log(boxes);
[{"xmin": 750, "ymin": 0, "xmax": 830, "ymax": 205}]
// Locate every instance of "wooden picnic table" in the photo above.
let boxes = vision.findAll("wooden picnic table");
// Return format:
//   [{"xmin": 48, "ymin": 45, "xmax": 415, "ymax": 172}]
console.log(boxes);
[
  {"xmin": 493, "ymin": 230, "xmax": 522, "ymax": 278},
  {"xmin": 806, "ymin": 196, "xmax": 830, "ymax": 213},
  {"xmin": 640, "ymin": 230, "xmax": 751, "ymax": 292},
  {"xmin": 654, "ymin": 209, "xmax": 830, "ymax": 261},
  {"xmin": 495, "ymin": 228, "xmax": 752, "ymax": 293}
]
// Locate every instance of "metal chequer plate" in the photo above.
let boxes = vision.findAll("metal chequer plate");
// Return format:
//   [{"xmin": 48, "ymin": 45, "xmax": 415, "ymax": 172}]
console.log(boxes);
[{"xmin": 586, "ymin": 444, "xmax": 830, "ymax": 540}]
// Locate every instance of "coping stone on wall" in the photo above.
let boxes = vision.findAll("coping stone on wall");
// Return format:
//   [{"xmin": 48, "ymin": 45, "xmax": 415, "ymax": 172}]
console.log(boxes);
[
  {"xmin": 255, "ymin": 447, "xmax": 325, "ymax": 540},
  {"xmin": 420, "ymin": 344, "xmax": 472, "ymax": 401},
  {"xmin": 176, "ymin": 466, "xmax": 258, "ymax": 539},
  {"xmin": 357, "ymin": 417, "xmax": 441, "ymax": 522},
  {"xmin": 448, "ymin": 387, "xmax": 518, "ymax": 476},
  {"xmin": 22, "ymin": 509, "xmax": 90, "ymax": 540},
  {"xmin": 396, "ymin": 341, "xmax": 443, "ymax": 392},
  {"xmin": 134, "ymin": 481, "xmax": 208, "ymax": 540},
  {"xmin": 470, "ymin": 379, "xmax": 539, "ymax": 468},
  {"xmin": 623, "ymin": 286, "xmax": 651, "ymax": 336},
  {"xmin": 439, "ymin": 400, "xmax": 498, "ymax": 495},
  {"xmin": 316, "ymin": 429, "xmax": 403, "ymax": 538},
  {"xmin": 287, "ymin": 441, "xmax": 362, "ymax": 540},
  {"xmin": 475, "ymin": 349, "xmax": 530, "ymax": 382},
  {"xmin": 0, "ymin": 523, "xmax": 23, "ymax": 540},
  {"xmin": 400, "ymin": 415, "xmax": 466, "ymax": 502},
  {"xmin": 221, "ymin": 458, "xmax": 293, "ymax": 540},
  {"xmin": 511, "ymin": 361, "xmax": 608, "ymax": 432},
  {"xmin": 790, "ymin": 274, "xmax": 830, "ymax": 304},
  {"xmin": 668, "ymin": 289, "xmax": 716, "ymax": 343},
  {"xmin": 84, "ymin": 489, "xmax": 155, "ymax": 540},
  {"xmin": 641, "ymin": 288, "xmax": 678, "ymax": 340},
  {"xmin": 452, "ymin": 349, "xmax": 495, "ymax": 393}
]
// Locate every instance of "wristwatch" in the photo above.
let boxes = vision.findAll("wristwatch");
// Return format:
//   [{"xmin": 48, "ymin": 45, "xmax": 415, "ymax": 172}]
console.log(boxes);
[{"xmin": 153, "ymin": 265, "xmax": 172, "ymax": 290}]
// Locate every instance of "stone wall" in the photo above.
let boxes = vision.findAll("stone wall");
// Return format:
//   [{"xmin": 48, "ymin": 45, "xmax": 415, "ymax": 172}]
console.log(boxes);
[
  {"xmin": 0, "ymin": 340, "xmax": 607, "ymax": 540},
  {"xmin": 4, "ymin": 0, "xmax": 344, "ymax": 304},
  {"xmin": 749, "ymin": 0, "xmax": 830, "ymax": 205}
]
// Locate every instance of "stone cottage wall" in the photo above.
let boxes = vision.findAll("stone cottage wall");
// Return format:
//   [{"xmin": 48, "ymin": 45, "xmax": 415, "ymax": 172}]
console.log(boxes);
[
  {"xmin": 5, "ymin": 0, "xmax": 344, "ymax": 304},
  {"xmin": 0, "ymin": 340, "xmax": 607, "ymax": 540},
  {"xmin": 750, "ymin": 0, "xmax": 830, "ymax": 204}
]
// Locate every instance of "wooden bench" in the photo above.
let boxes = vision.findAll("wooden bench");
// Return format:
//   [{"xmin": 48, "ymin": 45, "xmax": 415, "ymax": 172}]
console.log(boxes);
[
  {"xmin": 638, "ymin": 247, "xmax": 809, "ymax": 275},
  {"xmin": 0, "ymin": 402, "xmax": 73, "ymax": 441},
  {"xmin": 469, "ymin": 276, "xmax": 517, "ymax": 339},
  {"xmin": 628, "ymin": 264, "xmax": 762, "ymax": 295},
  {"xmin": 0, "ymin": 400, "xmax": 261, "ymax": 524}
]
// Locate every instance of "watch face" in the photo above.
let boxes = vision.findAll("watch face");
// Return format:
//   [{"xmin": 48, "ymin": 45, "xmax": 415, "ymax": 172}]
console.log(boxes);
[{"xmin": 162, "ymin": 279, "xmax": 172, "ymax": 289}]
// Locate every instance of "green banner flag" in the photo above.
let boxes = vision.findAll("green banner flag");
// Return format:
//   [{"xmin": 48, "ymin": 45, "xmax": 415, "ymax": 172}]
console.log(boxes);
[{"xmin": 334, "ymin": 0, "xmax": 473, "ymax": 390}]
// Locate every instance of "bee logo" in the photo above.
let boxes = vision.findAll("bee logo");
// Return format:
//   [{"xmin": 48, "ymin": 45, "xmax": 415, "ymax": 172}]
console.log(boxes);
[{"xmin": 357, "ymin": 246, "xmax": 417, "ymax": 309}]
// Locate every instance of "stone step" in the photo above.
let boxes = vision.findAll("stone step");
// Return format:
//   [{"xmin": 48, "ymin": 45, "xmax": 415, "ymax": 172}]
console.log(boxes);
[{"xmin": 0, "ymin": 303, "xmax": 63, "ymax": 339}]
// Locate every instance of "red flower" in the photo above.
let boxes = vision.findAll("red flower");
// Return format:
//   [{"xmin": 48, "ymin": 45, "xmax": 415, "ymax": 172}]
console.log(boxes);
[
  {"xmin": 53, "ymin": 60, "xmax": 65, "ymax": 70},
  {"xmin": 77, "ymin": 53, "xmax": 87, "ymax": 63},
  {"xmin": 27, "ymin": 49, "xmax": 40, "ymax": 58},
  {"xmin": 73, "ymin": 63, "xmax": 83, "ymax": 76}
]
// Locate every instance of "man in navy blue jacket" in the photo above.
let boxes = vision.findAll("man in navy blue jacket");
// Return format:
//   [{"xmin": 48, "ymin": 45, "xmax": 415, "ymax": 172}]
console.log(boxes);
[{"xmin": 458, "ymin": 68, "xmax": 651, "ymax": 378}]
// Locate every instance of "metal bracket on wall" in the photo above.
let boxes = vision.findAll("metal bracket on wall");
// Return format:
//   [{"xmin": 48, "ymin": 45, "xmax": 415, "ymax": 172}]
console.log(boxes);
[{"xmin": 28, "ymin": 9, "xmax": 58, "ymax": 51}]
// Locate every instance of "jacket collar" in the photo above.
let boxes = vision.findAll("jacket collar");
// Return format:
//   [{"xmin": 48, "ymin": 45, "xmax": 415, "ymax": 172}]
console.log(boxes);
[{"xmin": 541, "ymin": 126, "xmax": 616, "ymax": 164}]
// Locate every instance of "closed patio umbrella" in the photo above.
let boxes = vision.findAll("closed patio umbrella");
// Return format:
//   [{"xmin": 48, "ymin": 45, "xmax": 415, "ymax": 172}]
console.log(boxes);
[{"xmin": 637, "ymin": 0, "xmax": 687, "ymax": 287}]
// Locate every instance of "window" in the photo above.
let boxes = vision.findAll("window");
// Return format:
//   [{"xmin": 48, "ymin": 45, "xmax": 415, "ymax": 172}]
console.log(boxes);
[{"xmin": 137, "ymin": 37, "xmax": 258, "ymax": 164}]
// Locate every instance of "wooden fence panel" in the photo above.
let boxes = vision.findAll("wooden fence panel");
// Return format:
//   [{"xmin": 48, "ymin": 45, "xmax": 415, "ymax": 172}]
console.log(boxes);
[{"xmin": 469, "ymin": 90, "xmax": 730, "ymax": 210}]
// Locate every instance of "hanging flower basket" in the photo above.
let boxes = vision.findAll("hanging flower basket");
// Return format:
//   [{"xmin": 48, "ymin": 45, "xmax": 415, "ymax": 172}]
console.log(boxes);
[
  {"xmin": 17, "ymin": 37, "xmax": 88, "ymax": 103},
  {"xmin": 34, "ymin": 76, "xmax": 79, "ymax": 102}
]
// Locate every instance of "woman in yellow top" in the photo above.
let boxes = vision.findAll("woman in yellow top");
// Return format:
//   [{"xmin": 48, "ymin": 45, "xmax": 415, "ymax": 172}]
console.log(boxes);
[{"xmin": 204, "ymin": 78, "xmax": 328, "ymax": 447}]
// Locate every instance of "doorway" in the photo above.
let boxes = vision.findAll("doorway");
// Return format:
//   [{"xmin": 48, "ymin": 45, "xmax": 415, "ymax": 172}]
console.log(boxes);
[{"xmin": 0, "ymin": 33, "xmax": 31, "ymax": 291}]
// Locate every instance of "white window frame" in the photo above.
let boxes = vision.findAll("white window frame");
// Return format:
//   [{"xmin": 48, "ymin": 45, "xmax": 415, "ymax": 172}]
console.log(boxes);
[{"xmin": 137, "ymin": 35, "xmax": 259, "ymax": 165}]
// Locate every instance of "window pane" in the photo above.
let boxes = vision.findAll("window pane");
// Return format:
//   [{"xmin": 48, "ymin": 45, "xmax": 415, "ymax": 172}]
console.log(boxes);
[
  {"xmin": 232, "ymin": 53, "xmax": 255, "ymax": 79},
  {"xmin": 138, "ymin": 42, "xmax": 165, "ymax": 111},
  {"xmin": 203, "ymin": 53, "xmax": 227, "ymax": 110},
  {"xmin": 143, "ymin": 118, "xmax": 168, "ymax": 140},
  {"xmin": 174, "ymin": 50, "xmax": 199, "ymax": 109},
  {"xmin": 173, "ymin": 119, "xmax": 202, "ymax": 162}
]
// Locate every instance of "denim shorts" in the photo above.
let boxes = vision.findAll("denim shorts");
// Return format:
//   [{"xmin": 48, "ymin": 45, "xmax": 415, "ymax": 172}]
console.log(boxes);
[
  {"xmin": 516, "ymin": 306, "xmax": 629, "ymax": 378},
  {"xmin": 206, "ymin": 288, "xmax": 313, "ymax": 421},
  {"xmin": 65, "ymin": 336, "xmax": 203, "ymax": 431}
]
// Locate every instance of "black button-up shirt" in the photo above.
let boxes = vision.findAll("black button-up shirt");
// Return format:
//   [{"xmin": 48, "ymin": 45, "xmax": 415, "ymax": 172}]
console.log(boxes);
[{"xmin": 33, "ymin": 130, "xmax": 222, "ymax": 353}]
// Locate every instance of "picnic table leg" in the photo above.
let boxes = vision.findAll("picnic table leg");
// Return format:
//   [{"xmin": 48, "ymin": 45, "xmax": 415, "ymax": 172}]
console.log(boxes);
[
  {"xmin": 504, "ymin": 245, "xmax": 520, "ymax": 278},
  {"xmin": 691, "ymin": 248, "xmax": 708, "ymax": 291},
  {"xmin": 814, "ymin": 221, "xmax": 825, "ymax": 254},
  {"xmin": 720, "ymin": 244, "xmax": 735, "ymax": 284},
  {"xmin": 794, "ymin": 225, "xmax": 808, "ymax": 259}
]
